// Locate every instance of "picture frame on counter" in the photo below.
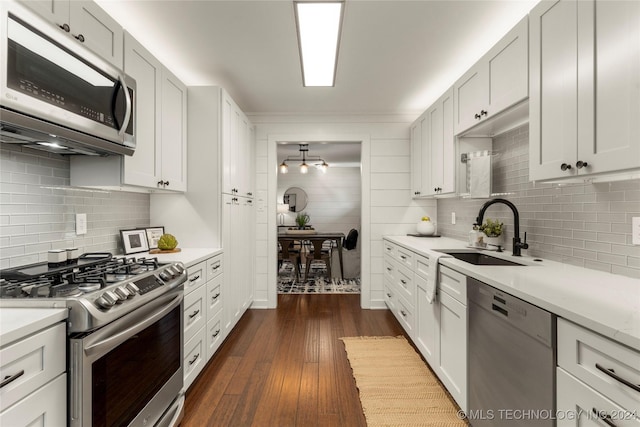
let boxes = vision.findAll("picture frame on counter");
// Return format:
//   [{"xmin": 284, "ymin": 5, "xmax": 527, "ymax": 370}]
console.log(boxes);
[
  {"xmin": 143, "ymin": 226, "xmax": 165, "ymax": 249},
  {"xmin": 120, "ymin": 229, "xmax": 149, "ymax": 254}
]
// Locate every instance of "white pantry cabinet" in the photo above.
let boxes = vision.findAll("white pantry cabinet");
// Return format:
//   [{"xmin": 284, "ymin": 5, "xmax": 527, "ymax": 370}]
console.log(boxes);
[
  {"xmin": 221, "ymin": 92, "xmax": 254, "ymax": 198},
  {"xmin": 70, "ymin": 32, "xmax": 187, "ymax": 192},
  {"xmin": 529, "ymin": 0, "xmax": 640, "ymax": 182},
  {"xmin": 18, "ymin": 0, "xmax": 123, "ymax": 68},
  {"xmin": 410, "ymin": 113, "xmax": 427, "ymax": 198},
  {"xmin": 453, "ymin": 16, "xmax": 528, "ymax": 136}
]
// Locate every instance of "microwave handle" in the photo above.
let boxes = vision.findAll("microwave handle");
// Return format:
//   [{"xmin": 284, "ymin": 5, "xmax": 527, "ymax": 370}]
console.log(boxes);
[{"xmin": 116, "ymin": 73, "xmax": 132, "ymax": 137}]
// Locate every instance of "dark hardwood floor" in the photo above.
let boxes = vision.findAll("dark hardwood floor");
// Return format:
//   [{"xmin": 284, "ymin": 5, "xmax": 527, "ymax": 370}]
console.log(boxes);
[{"xmin": 182, "ymin": 294, "xmax": 408, "ymax": 427}]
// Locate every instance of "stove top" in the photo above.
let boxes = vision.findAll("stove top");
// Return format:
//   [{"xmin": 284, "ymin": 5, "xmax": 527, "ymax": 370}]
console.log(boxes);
[{"xmin": 0, "ymin": 252, "xmax": 187, "ymax": 333}]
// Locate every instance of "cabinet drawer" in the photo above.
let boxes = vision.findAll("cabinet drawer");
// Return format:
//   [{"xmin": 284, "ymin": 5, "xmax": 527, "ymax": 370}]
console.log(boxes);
[
  {"xmin": 383, "ymin": 257, "xmax": 397, "ymax": 283},
  {"xmin": 558, "ymin": 318, "xmax": 640, "ymax": 413},
  {"xmin": 395, "ymin": 264, "xmax": 415, "ymax": 306},
  {"xmin": 0, "ymin": 322, "xmax": 65, "ymax": 411},
  {"xmin": 206, "ymin": 311, "xmax": 224, "ymax": 361},
  {"xmin": 183, "ymin": 285, "xmax": 206, "ymax": 344},
  {"xmin": 438, "ymin": 266, "xmax": 467, "ymax": 305},
  {"xmin": 395, "ymin": 295, "xmax": 415, "ymax": 338},
  {"xmin": 183, "ymin": 326, "xmax": 206, "ymax": 390},
  {"xmin": 383, "ymin": 281, "xmax": 396, "ymax": 312},
  {"xmin": 0, "ymin": 373, "xmax": 66, "ymax": 426},
  {"xmin": 557, "ymin": 367, "xmax": 640, "ymax": 426},
  {"xmin": 383, "ymin": 241, "xmax": 396, "ymax": 258},
  {"xmin": 206, "ymin": 274, "xmax": 223, "ymax": 319},
  {"xmin": 207, "ymin": 254, "xmax": 223, "ymax": 280},
  {"xmin": 395, "ymin": 246, "xmax": 415, "ymax": 269},
  {"xmin": 415, "ymin": 254, "xmax": 430, "ymax": 281},
  {"xmin": 184, "ymin": 261, "xmax": 206, "ymax": 295}
]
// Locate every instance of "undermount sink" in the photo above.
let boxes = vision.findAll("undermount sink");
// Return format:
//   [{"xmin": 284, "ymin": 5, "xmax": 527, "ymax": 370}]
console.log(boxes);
[{"xmin": 437, "ymin": 250, "xmax": 526, "ymax": 266}]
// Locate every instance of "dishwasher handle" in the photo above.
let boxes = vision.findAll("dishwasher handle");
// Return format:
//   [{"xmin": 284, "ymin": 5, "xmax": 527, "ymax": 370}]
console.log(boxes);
[{"xmin": 492, "ymin": 304, "xmax": 508, "ymax": 317}]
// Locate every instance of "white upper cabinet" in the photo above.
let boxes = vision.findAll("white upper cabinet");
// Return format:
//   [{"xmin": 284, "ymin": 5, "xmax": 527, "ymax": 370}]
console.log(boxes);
[
  {"xmin": 410, "ymin": 113, "xmax": 426, "ymax": 198},
  {"xmin": 426, "ymin": 88, "xmax": 455, "ymax": 197},
  {"xmin": 19, "ymin": 0, "xmax": 123, "ymax": 68},
  {"xmin": 454, "ymin": 17, "xmax": 528, "ymax": 135},
  {"xmin": 529, "ymin": 0, "xmax": 640, "ymax": 181},
  {"xmin": 70, "ymin": 32, "xmax": 187, "ymax": 192}
]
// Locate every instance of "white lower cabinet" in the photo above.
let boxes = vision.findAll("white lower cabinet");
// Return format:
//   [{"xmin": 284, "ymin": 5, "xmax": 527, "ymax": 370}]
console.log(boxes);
[
  {"xmin": 437, "ymin": 290, "xmax": 467, "ymax": 412},
  {"xmin": 556, "ymin": 318, "xmax": 640, "ymax": 426},
  {"xmin": 0, "ymin": 320, "xmax": 66, "ymax": 426},
  {"xmin": 182, "ymin": 252, "xmax": 225, "ymax": 390},
  {"xmin": 415, "ymin": 255, "xmax": 439, "ymax": 367}
]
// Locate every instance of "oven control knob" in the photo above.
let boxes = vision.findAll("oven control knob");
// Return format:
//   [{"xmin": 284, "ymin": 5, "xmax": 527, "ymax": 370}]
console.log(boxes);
[
  {"xmin": 159, "ymin": 271, "xmax": 170, "ymax": 281},
  {"xmin": 114, "ymin": 287, "xmax": 130, "ymax": 300},
  {"xmin": 173, "ymin": 264, "xmax": 184, "ymax": 274},
  {"xmin": 105, "ymin": 290, "xmax": 122, "ymax": 304},
  {"xmin": 96, "ymin": 291, "xmax": 117, "ymax": 309},
  {"xmin": 125, "ymin": 283, "xmax": 140, "ymax": 295},
  {"xmin": 165, "ymin": 267, "xmax": 176, "ymax": 278}
]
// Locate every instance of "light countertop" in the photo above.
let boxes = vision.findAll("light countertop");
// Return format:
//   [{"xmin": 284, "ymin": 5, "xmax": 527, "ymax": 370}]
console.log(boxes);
[
  {"xmin": 0, "ymin": 308, "xmax": 68, "ymax": 347},
  {"xmin": 384, "ymin": 235, "xmax": 640, "ymax": 351},
  {"xmin": 141, "ymin": 248, "xmax": 222, "ymax": 267}
]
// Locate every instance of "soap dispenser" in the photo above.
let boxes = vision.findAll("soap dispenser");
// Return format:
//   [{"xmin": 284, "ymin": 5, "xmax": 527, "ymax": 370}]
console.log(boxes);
[{"xmin": 468, "ymin": 224, "xmax": 479, "ymax": 247}]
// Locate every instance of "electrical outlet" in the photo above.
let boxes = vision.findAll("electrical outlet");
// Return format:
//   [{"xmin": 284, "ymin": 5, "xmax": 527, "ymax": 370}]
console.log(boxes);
[
  {"xmin": 451, "ymin": 212, "xmax": 456, "ymax": 225},
  {"xmin": 76, "ymin": 213, "xmax": 87, "ymax": 235},
  {"xmin": 633, "ymin": 217, "xmax": 640, "ymax": 245}
]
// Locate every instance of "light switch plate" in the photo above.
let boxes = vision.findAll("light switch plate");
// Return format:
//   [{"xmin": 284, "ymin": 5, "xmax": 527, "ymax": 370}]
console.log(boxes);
[
  {"xmin": 451, "ymin": 212, "xmax": 456, "ymax": 225},
  {"xmin": 76, "ymin": 213, "xmax": 87, "ymax": 235},
  {"xmin": 633, "ymin": 217, "xmax": 640, "ymax": 245}
]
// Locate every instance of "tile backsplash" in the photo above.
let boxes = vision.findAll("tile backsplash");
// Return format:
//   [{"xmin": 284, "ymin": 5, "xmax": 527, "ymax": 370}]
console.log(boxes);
[
  {"xmin": 438, "ymin": 125, "xmax": 640, "ymax": 279},
  {"xmin": 0, "ymin": 145, "xmax": 150, "ymax": 268}
]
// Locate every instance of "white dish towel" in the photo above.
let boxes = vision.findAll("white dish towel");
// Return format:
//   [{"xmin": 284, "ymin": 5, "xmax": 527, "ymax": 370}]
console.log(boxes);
[{"xmin": 426, "ymin": 252, "xmax": 452, "ymax": 304}]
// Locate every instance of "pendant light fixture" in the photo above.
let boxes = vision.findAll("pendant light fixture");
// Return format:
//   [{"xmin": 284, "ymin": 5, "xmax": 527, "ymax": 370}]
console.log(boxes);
[{"xmin": 279, "ymin": 144, "xmax": 329, "ymax": 174}]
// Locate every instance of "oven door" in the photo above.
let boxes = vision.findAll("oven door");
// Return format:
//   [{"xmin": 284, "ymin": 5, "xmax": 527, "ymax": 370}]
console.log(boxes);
[{"xmin": 69, "ymin": 290, "xmax": 184, "ymax": 427}]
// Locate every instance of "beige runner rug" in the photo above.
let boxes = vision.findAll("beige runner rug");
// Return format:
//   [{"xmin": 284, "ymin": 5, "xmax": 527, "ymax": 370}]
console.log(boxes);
[{"xmin": 340, "ymin": 336, "xmax": 467, "ymax": 427}]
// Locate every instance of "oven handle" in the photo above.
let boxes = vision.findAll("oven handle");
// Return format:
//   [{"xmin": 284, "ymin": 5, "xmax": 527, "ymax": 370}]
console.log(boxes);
[{"xmin": 84, "ymin": 293, "xmax": 182, "ymax": 357}]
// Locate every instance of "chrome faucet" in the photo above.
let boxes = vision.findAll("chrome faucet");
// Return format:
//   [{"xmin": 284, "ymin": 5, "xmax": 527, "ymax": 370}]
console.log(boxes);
[{"xmin": 476, "ymin": 198, "xmax": 528, "ymax": 256}]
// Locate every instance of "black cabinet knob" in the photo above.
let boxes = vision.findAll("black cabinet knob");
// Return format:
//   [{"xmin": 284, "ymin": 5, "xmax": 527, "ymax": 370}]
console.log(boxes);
[
  {"xmin": 576, "ymin": 160, "xmax": 589, "ymax": 169},
  {"xmin": 59, "ymin": 23, "xmax": 70, "ymax": 32},
  {"xmin": 75, "ymin": 34, "xmax": 85, "ymax": 43},
  {"xmin": 480, "ymin": 110, "xmax": 488, "ymax": 116},
  {"xmin": 474, "ymin": 113, "xmax": 481, "ymax": 120},
  {"xmin": 560, "ymin": 163, "xmax": 572, "ymax": 171}
]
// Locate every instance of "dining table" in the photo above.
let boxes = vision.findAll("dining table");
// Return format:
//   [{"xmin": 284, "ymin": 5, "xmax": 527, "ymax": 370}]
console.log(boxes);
[{"xmin": 278, "ymin": 232, "xmax": 345, "ymax": 280}]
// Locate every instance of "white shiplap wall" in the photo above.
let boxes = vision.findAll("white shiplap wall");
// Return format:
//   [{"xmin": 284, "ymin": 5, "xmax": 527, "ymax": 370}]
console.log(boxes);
[{"xmin": 250, "ymin": 115, "xmax": 436, "ymax": 309}]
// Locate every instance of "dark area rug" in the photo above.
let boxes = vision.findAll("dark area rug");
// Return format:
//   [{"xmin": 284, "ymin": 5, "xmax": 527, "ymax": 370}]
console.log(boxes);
[{"xmin": 278, "ymin": 263, "xmax": 360, "ymax": 294}]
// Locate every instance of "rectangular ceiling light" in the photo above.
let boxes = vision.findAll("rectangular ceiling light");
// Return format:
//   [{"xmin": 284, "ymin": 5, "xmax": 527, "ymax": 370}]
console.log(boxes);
[{"xmin": 295, "ymin": 1, "xmax": 344, "ymax": 87}]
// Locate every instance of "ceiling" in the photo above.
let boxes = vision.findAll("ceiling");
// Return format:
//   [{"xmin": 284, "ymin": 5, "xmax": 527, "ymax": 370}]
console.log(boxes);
[{"xmin": 96, "ymin": 0, "xmax": 539, "ymax": 117}]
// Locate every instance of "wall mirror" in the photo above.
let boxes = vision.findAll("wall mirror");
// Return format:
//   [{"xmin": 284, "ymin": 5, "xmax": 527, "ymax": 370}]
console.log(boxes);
[{"xmin": 283, "ymin": 187, "xmax": 308, "ymax": 212}]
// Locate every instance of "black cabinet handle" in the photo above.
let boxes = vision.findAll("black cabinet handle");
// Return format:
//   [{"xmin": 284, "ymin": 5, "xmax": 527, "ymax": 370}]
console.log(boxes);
[
  {"xmin": 386, "ymin": 293, "xmax": 392, "ymax": 298},
  {"xmin": 561, "ymin": 163, "xmax": 572, "ymax": 171},
  {"xmin": 212, "ymin": 292, "xmax": 220, "ymax": 301},
  {"xmin": 400, "ymin": 279, "xmax": 407, "ymax": 285},
  {"xmin": 0, "ymin": 370, "xmax": 24, "ymax": 388},
  {"xmin": 74, "ymin": 34, "xmax": 85, "ymax": 42},
  {"xmin": 595, "ymin": 363, "xmax": 640, "ymax": 393},
  {"xmin": 400, "ymin": 310, "xmax": 407, "ymax": 317},
  {"xmin": 189, "ymin": 275, "xmax": 200, "ymax": 282},
  {"xmin": 576, "ymin": 160, "xmax": 589, "ymax": 169},
  {"xmin": 59, "ymin": 23, "xmax": 70, "ymax": 32},
  {"xmin": 188, "ymin": 354, "xmax": 199, "ymax": 365},
  {"xmin": 474, "ymin": 113, "xmax": 481, "ymax": 120},
  {"xmin": 188, "ymin": 309, "xmax": 200, "ymax": 319},
  {"xmin": 212, "ymin": 329, "xmax": 220, "ymax": 338},
  {"xmin": 591, "ymin": 408, "xmax": 617, "ymax": 427},
  {"xmin": 480, "ymin": 110, "xmax": 488, "ymax": 117}
]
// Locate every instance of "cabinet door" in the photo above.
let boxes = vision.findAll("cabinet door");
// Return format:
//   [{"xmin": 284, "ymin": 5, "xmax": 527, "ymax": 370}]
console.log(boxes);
[
  {"xmin": 69, "ymin": 1, "xmax": 123, "ymax": 68},
  {"xmin": 18, "ymin": 0, "xmax": 69, "ymax": 24},
  {"xmin": 416, "ymin": 276, "xmax": 439, "ymax": 367},
  {"xmin": 529, "ymin": 0, "xmax": 579, "ymax": 181},
  {"xmin": 440, "ymin": 90, "xmax": 455, "ymax": 194},
  {"xmin": 438, "ymin": 291, "xmax": 468, "ymax": 412},
  {"xmin": 0, "ymin": 374, "xmax": 66, "ymax": 427},
  {"xmin": 454, "ymin": 64, "xmax": 487, "ymax": 135},
  {"xmin": 221, "ymin": 93, "xmax": 234, "ymax": 194},
  {"xmin": 486, "ymin": 17, "xmax": 528, "ymax": 118},
  {"xmin": 160, "ymin": 68, "xmax": 187, "ymax": 191},
  {"xmin": 241, "ymin": 198, "xmax": 255, "ymax": 307},
  {"xmin": 122, "ymin": 32, "xmax": 162, "ymax": 188},
  {"xmin": 577, "ymin": 0, "xmax": 640, "ymax": 175},
  {"xmin": 426, "ymin": 102, "xmax": 442, "ymax": 197},
  {"xmin": 410, "ymin": 117, "xmax": 424, "ymax": 198},
  {"xmin": 426, "ymin": 88, "xmax": 455, "ymax": 196}
]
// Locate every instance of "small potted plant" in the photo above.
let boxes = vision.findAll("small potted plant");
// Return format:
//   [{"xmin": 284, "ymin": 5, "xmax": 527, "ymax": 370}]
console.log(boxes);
[
  {"xmin": 479, "ymin": 218, "xmax": 504, "ymax": 246},
  {"xmin": 416, "ymin": 216, "xmax": 436, "ymax": 235},
  {"xmin": 295, "ymin": 212, "xmax": 311, "ymax": 229}
]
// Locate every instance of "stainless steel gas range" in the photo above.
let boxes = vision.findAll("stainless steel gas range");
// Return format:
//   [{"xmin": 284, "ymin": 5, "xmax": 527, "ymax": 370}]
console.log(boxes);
[{"xmin": 0, "ymin": 253, "xmax": 187, "ymax": 427}]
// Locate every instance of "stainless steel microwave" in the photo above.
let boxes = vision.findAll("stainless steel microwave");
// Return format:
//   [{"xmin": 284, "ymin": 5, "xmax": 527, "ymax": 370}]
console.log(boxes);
[{"xmin": 0, "ymin": 1, "xmax": 135, "ymax": 156}]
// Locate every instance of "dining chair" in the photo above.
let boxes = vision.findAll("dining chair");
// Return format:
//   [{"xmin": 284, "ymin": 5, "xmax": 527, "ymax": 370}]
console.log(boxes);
[
  {"xmin": 303, "ymin": 239, "xmax": 332, "ymax": 281},
  {"xmin": 278, "ymin": 240, "xmax": 302, "ymax": 280}
]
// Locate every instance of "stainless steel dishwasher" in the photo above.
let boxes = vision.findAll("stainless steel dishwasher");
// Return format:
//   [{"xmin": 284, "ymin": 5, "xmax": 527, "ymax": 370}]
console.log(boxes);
[{"xmin": 468, "ymin": 277, "xmax": 556, "ymax": 426}]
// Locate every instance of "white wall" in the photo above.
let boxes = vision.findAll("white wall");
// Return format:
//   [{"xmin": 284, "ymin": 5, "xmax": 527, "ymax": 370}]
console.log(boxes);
[
  {"xmin": 250, "ymin": 114, "xmax": 436, "ymax": 309},
  {"xmin": 277, "ymin": 165, "xmax": 361, "ymax": 234}
]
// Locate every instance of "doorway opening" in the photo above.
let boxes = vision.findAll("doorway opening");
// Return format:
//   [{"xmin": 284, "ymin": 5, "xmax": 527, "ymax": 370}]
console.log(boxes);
[{"xmin": 276, "ymin": 141, "xmax": 362, "ymax": 294}]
